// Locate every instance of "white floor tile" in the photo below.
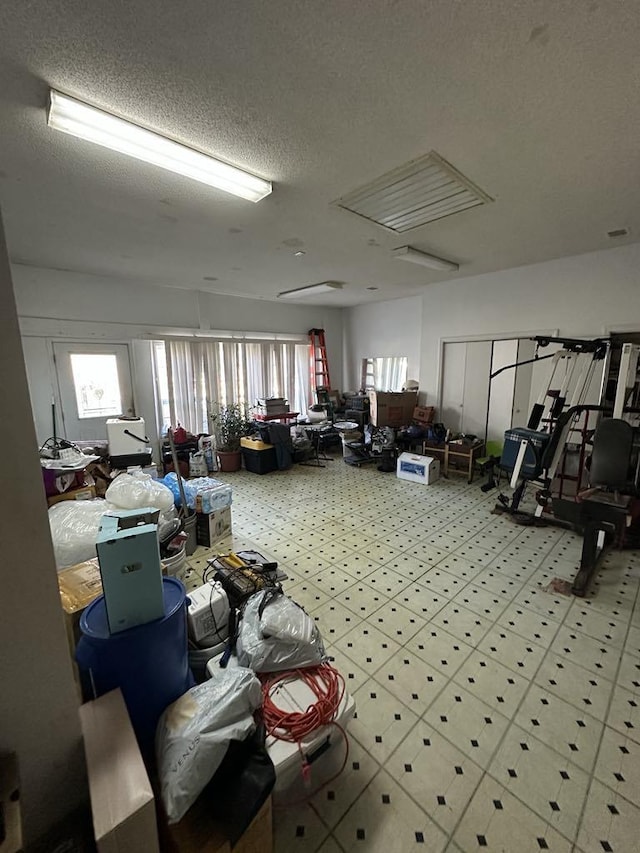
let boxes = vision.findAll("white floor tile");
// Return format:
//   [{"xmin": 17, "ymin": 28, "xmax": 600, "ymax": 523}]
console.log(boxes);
[
  {"xmin": 309, "ymin": 736, "xmax": 380, "ymax": 830},
  {"xmin": 333, "ymin": 622, "xmax": 402, "ymax": 675},
  {"xmin": 273, "ymin": 801, "xmax": 330, "ymax": 853},
  {"xmin": 349, "ymin": 678, "xmax": 419, "ymax": 762},
  {"xmin": 535, "ymin": 655, "xmax": 615, "ymax": 722},
  {"xmin": 422, "ymin": 680, "xmax": 510, "ymax": 766},
  {"xmin": 548, "ymin": 625, "xmax": 623, "ymax": 682},
  {"xmin": 453, "ymin": 774, "xmax": 573, "ymax": 852},
  {"xmin": 593, "ymin": 725, "xmax": 640, "ymax": 809},
  {"xmin": 452, "ymin": 584, "xmax": 510, "ymax": 620},
  {"xmin": 575, "ymin": 778, "xmax": 640, "ymax": 853},
  {"xmin": 386, "ymin": 721, "xmax": 484, "ymax": 834},
  {"xmin": 210, "ymin": 461, "xmax": 640, "ymax": 850},
  {"xmin": 431, "ymin": 603, "xmax": 493, "ymax": 647},
  {"xmin": 405, "ymin": 625, "xmax": 475, "ymax": 677},
  {"xmin": 453, "ymin": 651, "xmax": 530, "ymax": 716},
  {"xmin": 477, "ymin": 625, "xmax": 548, "ymax": 678},
  {"xmin": 488, "ymin": 721, "xmax": 590, "ymax": 839},
  {"xmin": 498, "ymin": 602, "xmax": 561, "ymax": 648},
  {"xmin": 372, "ymin": 648, "xmax": 445, "ymax": 712},
  {"xmin": 333, "ymin": 769, "xmax": 448, "ymax": 853},
  {"xmin": 514, "ymin": 684, "xmax": 604, "ymax": 773},
  {"xmin": 392, "ymin": 581, "xmax": 448, "ymax": 619},
  {"xmin": 359, "ymin": 565, "xmax": 414, "ymax": 596},
  {"xmin": 312, "ymin": 599, "xmax": 362, "ymax": 642},
  {"xmin": 339, "ymin": 582, "xmax": 389, "ymax": 618},
  {"xmin": 606, "ymin": 684, "xmax": 640, "ymax": 745}
]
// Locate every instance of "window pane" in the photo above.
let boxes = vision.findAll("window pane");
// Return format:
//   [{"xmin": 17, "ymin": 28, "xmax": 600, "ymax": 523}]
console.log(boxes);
[{"xmin": 70, "ymin": 353, "xmax": 122, "ymax": 419}]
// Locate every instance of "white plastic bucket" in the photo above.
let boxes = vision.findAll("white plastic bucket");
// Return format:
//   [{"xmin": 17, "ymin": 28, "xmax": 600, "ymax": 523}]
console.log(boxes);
[{"xmin": 162, "ymin": 542, "xmax": 187, "ymax": 578}]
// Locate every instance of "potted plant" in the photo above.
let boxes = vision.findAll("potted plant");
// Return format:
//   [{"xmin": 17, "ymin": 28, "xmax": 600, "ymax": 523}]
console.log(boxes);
[{"xmin": 209, "ymin": 403, "xmax": 252, "ymax": 472}]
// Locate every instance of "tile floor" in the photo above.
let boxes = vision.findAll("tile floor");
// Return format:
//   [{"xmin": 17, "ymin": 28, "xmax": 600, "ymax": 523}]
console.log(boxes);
[{"xmin": 181, "ymin": 451, "xmax": 640, "ymax": 853}]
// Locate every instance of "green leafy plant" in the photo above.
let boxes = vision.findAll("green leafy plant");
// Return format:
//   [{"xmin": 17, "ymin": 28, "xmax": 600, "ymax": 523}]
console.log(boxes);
[{"xmin": 209, "ymin": 403, "xmax": 253, "ymax": 452}]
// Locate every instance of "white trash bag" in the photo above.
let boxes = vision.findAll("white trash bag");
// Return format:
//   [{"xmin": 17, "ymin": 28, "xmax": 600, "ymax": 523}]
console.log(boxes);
[
  {"xmin": 236, "ymin": 589, "xmax": 326, "ymax": 673},
  {"xmin": 49, "ymin": 500, "xmax": 115, "ymax": 569},
  {"xmin": 105, "ymin": 471, "xmax": 174, "ymax": 512},
  {"xmin": 156, "ymin": 667, "xmax": 262, "ymax": 823}
]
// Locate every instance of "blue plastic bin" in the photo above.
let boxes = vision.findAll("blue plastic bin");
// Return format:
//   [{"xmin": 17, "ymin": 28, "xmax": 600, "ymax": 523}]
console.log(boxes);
[{"xmin": 76, "ymin": 576, "xmax": 192, "ymax": 756}]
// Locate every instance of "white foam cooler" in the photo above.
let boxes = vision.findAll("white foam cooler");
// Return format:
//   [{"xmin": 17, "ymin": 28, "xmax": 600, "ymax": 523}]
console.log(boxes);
[
  {"xmin": 206, "ymin": 658, "xmax": 355, "ymax": 792},
  {"xmin": 265, "ymin": 674, "xmax": 356, "ymax": 793}
]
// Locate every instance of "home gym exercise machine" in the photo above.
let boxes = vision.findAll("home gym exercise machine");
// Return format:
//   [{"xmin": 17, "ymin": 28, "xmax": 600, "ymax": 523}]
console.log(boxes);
[
  {"xmin": 495, "ymin": 335, "xmax": 609, "ymax": 518},
  {"xmin": 494, "ymin": 337, "xmax": 640, "ymax": 596}
]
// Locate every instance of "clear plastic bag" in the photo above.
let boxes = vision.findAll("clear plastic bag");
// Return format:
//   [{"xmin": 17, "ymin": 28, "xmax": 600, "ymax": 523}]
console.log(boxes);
[
  {"xmin": 156, "ymin": 667, "xmax": 262, "ymax": 823},
  {"xmin": 49, "ymin": 500, "xmax": 115, "ymax": 569},
  {"xmin": 236, "ymin": 590, "xmax": 326, "ymax": 673},
  {"xmin": 105, "ymin": 471, "xmax": 174, "ymax": 512},
  {"xmin": 161, "ymin": 473, "xmax": 231, "ymax": 511}
]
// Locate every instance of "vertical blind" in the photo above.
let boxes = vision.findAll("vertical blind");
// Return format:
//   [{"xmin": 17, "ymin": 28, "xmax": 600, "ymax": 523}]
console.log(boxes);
[{"xmin": 156, "ymin": 339, "xmax": 311, "ymax": 434}]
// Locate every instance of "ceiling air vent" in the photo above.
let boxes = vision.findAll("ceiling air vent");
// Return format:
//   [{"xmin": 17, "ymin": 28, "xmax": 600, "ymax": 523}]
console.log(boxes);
[{"xmin": 333, "ymin": 151, "xmax": 492, "ymax": 233}]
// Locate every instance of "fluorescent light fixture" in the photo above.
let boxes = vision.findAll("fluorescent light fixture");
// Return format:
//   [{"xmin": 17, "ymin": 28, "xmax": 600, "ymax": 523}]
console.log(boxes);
[
  {"xmin": 47, "ymin": 90, "xmax": 272, "ymax": 202},
  {"xmin": 278, "ymin": 282, "xmax": 343, "ymax": 299},
  {"xmin": 392, "ymin": 245, "xmax": 459, "ymax": 272}
]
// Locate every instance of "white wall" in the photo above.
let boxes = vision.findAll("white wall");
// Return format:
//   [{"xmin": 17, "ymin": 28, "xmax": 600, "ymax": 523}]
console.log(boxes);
[
  {"xmin": 344, "ymin": 295, "xmax": 423, "ymax": 395},
  {"xmin": 12, "ymin": 265, "xmax": 344, "ymax": 444},
  {"xmin": 347, "ymin": 243, "xmax": 640, "ymax": 405},
  {"xmin": 0, "ymin": 218, "xmax": 86, "ymax": 842}
]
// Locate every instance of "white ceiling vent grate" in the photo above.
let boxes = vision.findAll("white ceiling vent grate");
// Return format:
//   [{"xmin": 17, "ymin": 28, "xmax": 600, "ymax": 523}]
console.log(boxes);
[{"xmin": 333, "ymin": 151, "xmax": 492, "ymax": 233}]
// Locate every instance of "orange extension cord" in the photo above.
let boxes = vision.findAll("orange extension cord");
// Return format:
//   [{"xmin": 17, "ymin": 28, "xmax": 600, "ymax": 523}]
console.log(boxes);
[{"xmin": 260, "ymin": 663, "xmax": 349, "ymax": 804}]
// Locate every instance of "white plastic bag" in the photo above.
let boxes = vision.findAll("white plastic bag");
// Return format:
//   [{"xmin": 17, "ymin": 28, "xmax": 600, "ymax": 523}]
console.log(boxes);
[
  {"xmin": 105, "ymin": 471, "xmax": 174, "ymax": 512},
  {"xmin": 49, "ymin": 500, "xmax": 115, "ymax": 569},
  {"xmin": 189, "ymin": 451, "xmax": 208, "ymax": 478},
  {"xmin": 156, "ymin": 667, "xmax": 262, "ymax": 823},
  {"xmin": 236, "ymin": 589, "xmax": 326, "ymax": 673}
]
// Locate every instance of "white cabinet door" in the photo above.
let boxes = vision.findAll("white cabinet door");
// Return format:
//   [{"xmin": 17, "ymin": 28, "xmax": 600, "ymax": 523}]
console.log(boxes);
[
  {"xmin": 441, "ymin": 342, "xmax": 466, "ymax": 433},
  {"xmin": 461, "ymin": 340, "xmax": 493, "ymax": 438},
  {"xmin": 487, "ymin": 339, "xmax": 519, "ymax": 442},
  {"xmin": 53, "ymin": 342, "xmax": 134, "ymax": 441}
]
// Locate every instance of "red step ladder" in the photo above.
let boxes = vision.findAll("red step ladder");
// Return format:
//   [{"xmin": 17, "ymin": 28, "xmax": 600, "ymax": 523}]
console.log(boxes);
[{"xmin": 309, "ymin": 328, "xmax": 331, "ymax": 394}]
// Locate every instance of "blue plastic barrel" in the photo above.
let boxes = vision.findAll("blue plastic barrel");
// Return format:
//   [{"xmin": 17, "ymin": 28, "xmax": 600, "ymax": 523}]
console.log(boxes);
[{"xmin": 76, "ymin": 576, "xmax": 192, "ymax": 756}]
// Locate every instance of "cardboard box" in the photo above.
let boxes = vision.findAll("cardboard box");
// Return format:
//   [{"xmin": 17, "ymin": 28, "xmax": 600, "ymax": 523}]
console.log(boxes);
[
  {"xmin": 80, "ymin": 689, "xmax": 160, "ymax": 853},
  {"xmin": 413, "ymin": 405, "xmax": 435, "ymax": 425},
  {"xmin": 0, "ymin": 752, "xmax": 22, "ymax": 853},
  {"xmin": 58, "ymin": 558, "xmax": 103, "ymax": 697},
  {"xmin": 368, "ymin": 390, "xmax": 418, "ymax": 427},
  {"xmin": 47, "ymin": 484, "xmax": 96, "ymax": 506},
  {"xmin": 397, "ymin": 452, "xmax": 440, "ymax": 485},
  {"xmin": 160, "ymin": 796, "xmax": 272, "ymax": 853},
  {"xmin": 196, "ymin": 506, "xmax": 232, "ymax": 547}
]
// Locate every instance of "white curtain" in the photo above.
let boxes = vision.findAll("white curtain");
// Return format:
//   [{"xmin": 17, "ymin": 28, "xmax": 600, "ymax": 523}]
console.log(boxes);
[{"xmin": 161, "ymin": 339, "xmax": 311, "ymax": 434}]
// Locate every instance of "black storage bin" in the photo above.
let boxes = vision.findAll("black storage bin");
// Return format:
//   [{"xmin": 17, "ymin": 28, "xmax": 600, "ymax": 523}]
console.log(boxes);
[{"xmin": 242, "ymin": 446, "xmax": 278, "ymax": 474}]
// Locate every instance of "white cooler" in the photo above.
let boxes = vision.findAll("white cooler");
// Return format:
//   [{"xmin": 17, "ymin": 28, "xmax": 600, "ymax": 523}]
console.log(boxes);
[
  {"xmin": 206, "ymin": 658, "xmax": 355, "ymax": 793},
  {"xmin": 265, "ymin": 674, "xmax": 356, "ymax": 794}
]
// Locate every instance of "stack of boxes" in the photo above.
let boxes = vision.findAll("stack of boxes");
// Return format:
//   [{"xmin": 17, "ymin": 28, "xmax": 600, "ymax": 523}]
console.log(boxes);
[
  {"xmin": 195, "ymin": 482, "xmax": 233, "ymax": 547},
  {"xmin": 254, "ymin": 397, "xmax": 288, "ymax": 417}
]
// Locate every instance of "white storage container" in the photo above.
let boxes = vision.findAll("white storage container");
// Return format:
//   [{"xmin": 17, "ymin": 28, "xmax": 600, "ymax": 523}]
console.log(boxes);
[
  {"xmin": 107, "ymin": 417, "xmax": 150, "ymax": 457},
  {"xmin": 396, "ymin": 452, "xmax": 440, "ymax": 484},
  {"xmin": 187, "ymin": 581, "xmax": 230, "ymax": 644}
]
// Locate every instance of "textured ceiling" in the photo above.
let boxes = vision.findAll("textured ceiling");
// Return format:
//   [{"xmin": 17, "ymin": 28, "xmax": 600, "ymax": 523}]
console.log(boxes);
[{"xmin": 0, "ymin": 0, "xmax": 639, "ymax": 307}]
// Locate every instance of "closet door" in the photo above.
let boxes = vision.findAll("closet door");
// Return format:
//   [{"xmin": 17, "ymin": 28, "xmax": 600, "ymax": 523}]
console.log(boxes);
[
  {"xmin": 440, "ymin": 342, "xmax": 466, "ymax": 433},
  {"xmin": 461, "ymin": 341, "xmax": 492, "ymax": 437},
  {"xmin": 441, "ymin": 341, "xmax": 492, "ymax": 438},
  {"xmin": 487, "ymin": 339, "xmax": 519, "ymax": 442}
]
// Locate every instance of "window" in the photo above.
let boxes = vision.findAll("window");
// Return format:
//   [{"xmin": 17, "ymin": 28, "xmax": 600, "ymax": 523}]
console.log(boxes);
[
  {"xmin": 153, "ymin": 338, "xmax": 311, "ymax": 434},
  {"xmin": 70, "ymin": 352, "xmax": 122, "ymax": 419},
  {"xmin": 361, "ymin": 356, "xmax": 408, "ymax": 392}
]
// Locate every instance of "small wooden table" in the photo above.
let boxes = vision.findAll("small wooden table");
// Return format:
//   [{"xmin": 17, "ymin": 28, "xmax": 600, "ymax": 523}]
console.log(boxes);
[{"xmin": 422, "ymin": 440, "xmax": 485, "ymax": 484}]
